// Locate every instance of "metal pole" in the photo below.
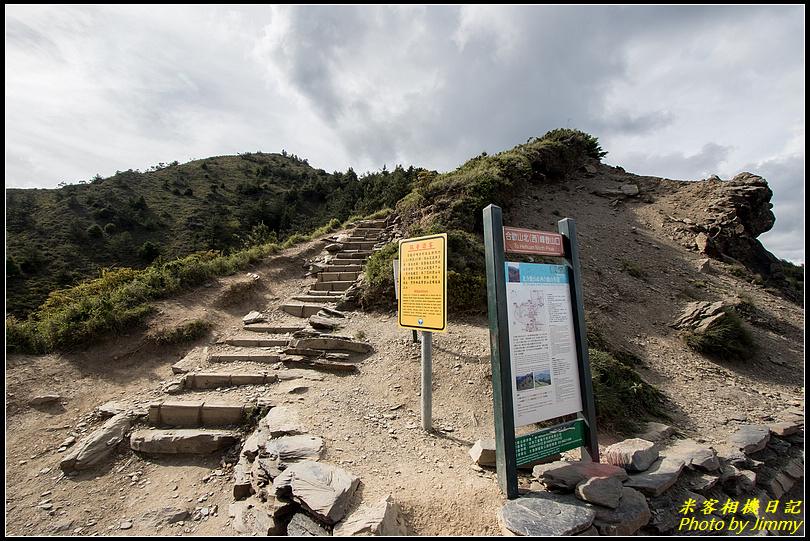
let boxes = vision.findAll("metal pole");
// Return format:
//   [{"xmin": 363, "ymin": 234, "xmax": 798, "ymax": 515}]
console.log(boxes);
[{"xmin": 421, "ymin": 330, "xmax": 433, "ymax": 431}]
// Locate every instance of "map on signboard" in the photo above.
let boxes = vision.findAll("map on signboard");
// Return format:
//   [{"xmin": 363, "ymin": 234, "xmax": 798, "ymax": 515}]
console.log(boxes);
[{"xmin": 511, "ymin": 289, "xmax": 545, "ymax": 333}]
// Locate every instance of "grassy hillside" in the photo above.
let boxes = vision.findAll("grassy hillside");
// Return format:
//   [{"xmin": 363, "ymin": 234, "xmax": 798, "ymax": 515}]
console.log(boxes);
[
  {"xmin": 361, "ymin": 129, "xmax": 607, "ymax": 311},
  {"xmin": 6, "ymin": 152, "xmax": 419, "ymax": 318}
]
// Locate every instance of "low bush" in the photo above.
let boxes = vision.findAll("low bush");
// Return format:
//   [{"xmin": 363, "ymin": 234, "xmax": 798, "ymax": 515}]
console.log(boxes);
[
  {"xmin": 589, "ymin": 349, "xmax": 667, "ymax": 433},
  {"xmin": 682, "ymin": 309, "xmax": 757, "ymax": 361}
]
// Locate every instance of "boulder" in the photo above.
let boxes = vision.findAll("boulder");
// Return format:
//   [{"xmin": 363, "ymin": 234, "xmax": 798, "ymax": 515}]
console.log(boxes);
[
  {"xmin": 333, "ymin": 495, "xmax": 406, "ymax": 536},
  {"xmin": 591, "ymin": 487, "xmax": 651, "ymax": 536},
  {"xmin": 575, "ymin": 476, "xmax": 623, "ymax": 509},
  {"xmin": 623, "ymin": 456, "xmax": 685, "ymax": 497},
  {"xmin": 264, "ymin": 435, "xmax": 324, "ymax": 466},
  {"xmin": 469, "ymin": 438, "xmax": 496, "ymax": 467},
  {"xmin": 286, "ymin": 512, "xmax": 330, "ymax": 536},
  {"xmin": 243, "ymin": 310, "xmax": 266, "ymax": 324},
  {"xmin": 728, "ymin": 425, "xmax": 770, "ymax": 454},
  {"xmin": 172, "ymin": 346, "xmax": 209, "ymax": 374},
  {"xmin": 664, "ymin": 439, "xmax": 719, "ymax": 471},
  {"xmin": 672, "ymin": 301, "xmax": 727, "ymax": 333},
  {"xmin": 229, "ymin": 497, "xmax": 286, "ymax": 536},
  {"xmin": 533, "ymin": 460, "xmax": 628, "ymax": 492},
  {"xmin": 262, "ymin": 406, "xmax": 307, "ymax": 438}
]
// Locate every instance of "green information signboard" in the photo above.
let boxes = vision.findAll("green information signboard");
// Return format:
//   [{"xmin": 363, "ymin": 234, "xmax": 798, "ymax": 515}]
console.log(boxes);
[{"xmin": 483, "ymin": 204, "xmax": 599, "ymax": 499}]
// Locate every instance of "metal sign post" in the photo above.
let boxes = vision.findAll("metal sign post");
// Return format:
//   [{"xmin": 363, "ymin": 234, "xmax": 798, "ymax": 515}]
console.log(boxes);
[{"xmin": 483, "ymin": 204, "xmax": 598, "ymax": 499}]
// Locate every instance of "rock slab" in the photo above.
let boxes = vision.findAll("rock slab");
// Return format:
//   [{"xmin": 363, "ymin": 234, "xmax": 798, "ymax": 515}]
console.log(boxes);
[
  {"xmin": 592, "ymin": 487, "xmax": 651, "ymax": 536},
  {"xmin": 130, "ymin": 429, "xmax": 239, "ymax": 454},
  {"xmin": 272, "ymin": 460, "xmax": 360, "ymax": 524},
  {"xmin": 533, "ymin": 460, "xmax": 629, "ymax": 491},
  {"xmin": 498, "ymin": 492, "xmax": 595, "ymax": 536},
  {"xmin": 333, "ymin": 495, "xmax": 406, "ymax": 536},
  {"xmin": 60, "ymin": 413, "xmax": 130, "ymax": 472}
]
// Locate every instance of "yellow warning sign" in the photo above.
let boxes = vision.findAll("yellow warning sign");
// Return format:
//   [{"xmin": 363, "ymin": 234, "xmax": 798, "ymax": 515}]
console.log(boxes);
[{"xmin": 398, "ymin": 233, "xmax": 447, "ymax": 332}]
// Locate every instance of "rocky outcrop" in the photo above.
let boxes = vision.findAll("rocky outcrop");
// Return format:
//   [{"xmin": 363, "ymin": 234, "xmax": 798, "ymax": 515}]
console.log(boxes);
[{"xmin": 695, "ymin": 173, "xmax": 782, "ymax": 278}]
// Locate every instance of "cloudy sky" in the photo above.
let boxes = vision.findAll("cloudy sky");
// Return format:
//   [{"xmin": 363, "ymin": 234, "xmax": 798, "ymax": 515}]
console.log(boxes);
[{"xmin": 5, "ymin": 5, "xmax": 805, "ymax": 263}]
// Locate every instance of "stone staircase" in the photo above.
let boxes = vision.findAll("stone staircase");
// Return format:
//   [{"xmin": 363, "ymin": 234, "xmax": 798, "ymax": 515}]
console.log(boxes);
[
  {"xmin": 60, "ymin": 220, "xmax": 394, "ymax": 472},
  {"xmin": 279, "ymin": 219, "xmax": 388, "ymax": 318}
]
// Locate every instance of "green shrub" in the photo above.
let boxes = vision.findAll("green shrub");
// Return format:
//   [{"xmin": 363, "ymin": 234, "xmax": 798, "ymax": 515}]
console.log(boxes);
[
  {"xmin": 7, "ymin": 254, "xmax": 21, "ymax": 276},
  {"xmin": 682, "ymin": 309, "xmax": 757, "ymax": 361},
  {"xmin": 589, "ymin": 349, "xmax": 666, "ymax": 433},
  {"xmin": 139, "ymin": 241, "xmax": 161, "ymax": 262},
  {"xmin": 360, "ymin": 242, "xmax": 399, "ymax": 310},
  {"xmin": 447, "ymin": 270, "xmax": 487, "ymax": 312},
  {"xmin": 87, "ymin": 223, "xmax": 104, "ymax": 239}
]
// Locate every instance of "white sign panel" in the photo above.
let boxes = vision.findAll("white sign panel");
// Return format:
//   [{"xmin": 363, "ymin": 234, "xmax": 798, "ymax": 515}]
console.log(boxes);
[{"xmin": 505, "ymin": 262, "xmax": 583, "ymax": 427}]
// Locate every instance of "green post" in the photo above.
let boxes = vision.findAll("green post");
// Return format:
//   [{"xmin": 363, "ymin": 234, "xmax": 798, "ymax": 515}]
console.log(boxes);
[
  {"xmin": 483, "ymin": 204, "xmax": 519, "ymax": 498},
  {"xmin": 558, "ymin": 218, "xmax": 600, "ymax": 462}
]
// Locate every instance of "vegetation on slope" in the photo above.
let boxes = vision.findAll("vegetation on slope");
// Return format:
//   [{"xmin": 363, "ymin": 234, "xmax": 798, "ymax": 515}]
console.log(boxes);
[
  {"xmin": 5, "ymin": 219, "xmax": 346, "ymax": 354},
  {"xmin": 6, "ymin": 152, "xmax": 420, "ymax": 318},
  {"xmin": 361, "ymin": 128, "xmax": 606, "ymax": 312}
]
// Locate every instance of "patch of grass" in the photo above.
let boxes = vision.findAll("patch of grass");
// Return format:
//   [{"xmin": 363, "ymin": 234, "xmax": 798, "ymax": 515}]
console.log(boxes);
[
  {"xmin": 726, "ymin": 264, "xmax": 751, "ymax": 280},
  {"xmin": 620, "ymin": 259, "xmax": 648, "ymax": 280},
  {"xmin": 681, "ymin": 309, "xmax": 757, "ymax": 361},
  {"xmin": 589, "ymin": 349, "xmax": 667, "ymax": 434},
  {"xmin": 149, "ymin": 319, "xmax": 212, "ymax": 345},
  {"xmin": 237, "ymin": 405, "xmax": 271, "ymax": 435},
  {"xmin": 6, "ymin": 240, "xmax": 285, "ymax": 354}
]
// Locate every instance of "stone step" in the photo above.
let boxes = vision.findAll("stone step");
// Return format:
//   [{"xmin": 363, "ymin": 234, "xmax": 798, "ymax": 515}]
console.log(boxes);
[
  {"xmin": 131, "ymin": 428, "xmax": 240, "ymax": 454},
  {"xmin": 341, "ymin": 241, "xmax": 377, "ymax": 251},
  {"xmin": 242, "ymin": 324, "xmax": 305, "ymax": 334},
  {"xmin": 291, "ymin": 337, "xmax": 373, "ymax": 354},
  {"xmin": 182, "ymin": 372, "xmax": 279, "ymax": 389},
  {"xmin": 320, "ymin": 264, "xmax": 363, "ymax": 273},
  {"xmin": 209, "ymin": 352, "xmax": 281, "ymax": 363},
  {"xmin": 318, "ymin": 271, "xmax": 360, "ymax": 282},
  {"xmin": 310, "ymin": 281, "xmax": 354, "ymax": 292},
  {"xmin": 281, "ymin": 304, "xmax": 324, "ymax": 317},
  {"xmin": 334, "ymin": 248, "xmax": 372, "ymax": 255},
  {"xmin": 291, "ymin": 295, "xmax": 342, "ymax": 303},
  {"xmin": 224, "ymin": 337, "xmax": 289, "ymax": 347},
  {"xmin": 148, "ymin": 400, "xmax": 253, "ymax": 427}
]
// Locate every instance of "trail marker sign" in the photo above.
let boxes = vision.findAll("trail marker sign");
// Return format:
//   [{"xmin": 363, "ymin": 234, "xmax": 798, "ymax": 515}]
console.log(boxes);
[{"xmin": 483, "ymin": 204, "xmax": 599, "ymax": 499}]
